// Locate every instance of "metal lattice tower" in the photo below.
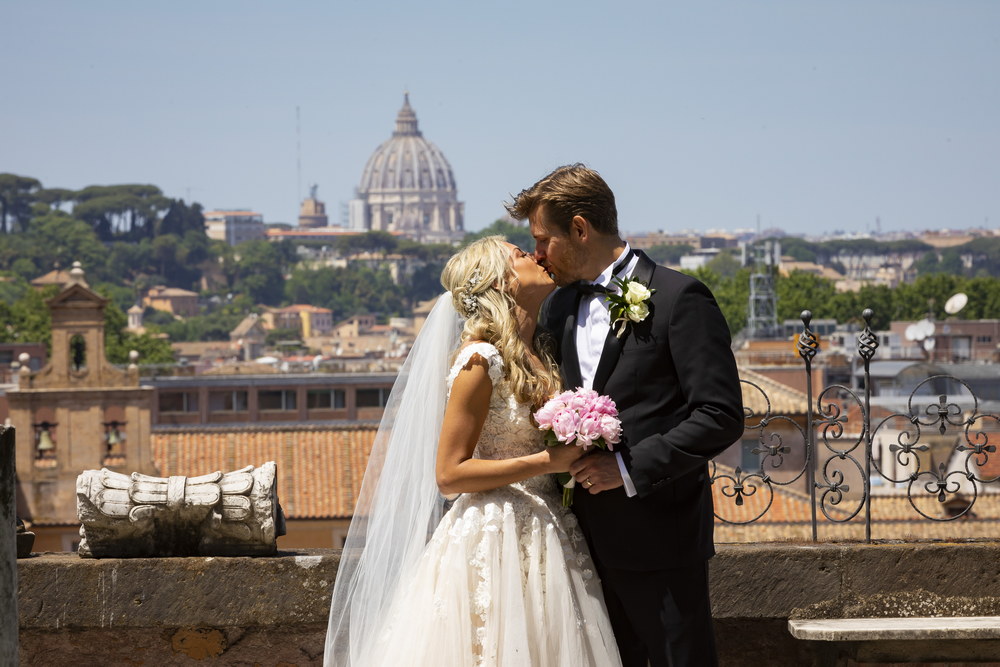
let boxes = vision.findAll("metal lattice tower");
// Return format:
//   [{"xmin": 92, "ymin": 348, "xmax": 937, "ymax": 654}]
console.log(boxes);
[{"xmin": 744, "ymin": 240, "xmax": 780, "ymax": 339}]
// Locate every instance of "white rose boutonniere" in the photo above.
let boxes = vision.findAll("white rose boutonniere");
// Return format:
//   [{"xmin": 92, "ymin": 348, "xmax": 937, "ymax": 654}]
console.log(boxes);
[{"xmin": 607, "ymin": 276, "xmax": 655, "ymax": 338}]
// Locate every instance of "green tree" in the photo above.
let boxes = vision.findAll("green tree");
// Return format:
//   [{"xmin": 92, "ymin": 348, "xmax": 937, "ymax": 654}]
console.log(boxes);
[
  {"xmin": 285, "ymin": 265, "xmax": 405, "ymax": 321},
  {"xmin": 775, "ymin": 271, "xmax": 838, "ymax": 322},
  {"xmin": 684, "ymin": 266, "xmax": 750, "ymax": 336},
  {"xmin": 0, "ymin": 286, "xmax": 56, "ymax": 350},
  {"xmin": 23, "ymin": 212, "xmax": 107, "ymax": 280},
  {"xmin": 0, "ymin": 173, "xmax": 42, "ymax": 233},
  {"xmin": 158, "ymin": 200, "xmax": 206, "ymax": 237},
  {"xmin": 939, "ymin": 248, "xmax": 964, "ymax": 275},
  {"xmin": 463, "ymin": 219, "xmax": 534, "ymax": 251},
  {"xmin": 336, "ymin": 230, "xmax": 400, "ymax": 258},
  {"xmin": 231, "ymin": 239, "xmax": 291, "ymax": 306},
  {"xmin": 106, "ymin": 240, "xmax": 155, "ymax": 287},
  {"xmin": 704, "ymin": 251, "xmax": 743, "ymax": 280},
  {"xmin": 73, "ymin": 184, "xmax": 171, "ymax": 241},
  {"xmin": 101, "ymin": 298, "xmax": 175, "ymax": 364},
  {"xmin": 962, "ymin": 277, "xmax": 1000, "ymax": 319},
  {"xmin": 151, "ymin": 234, "xmax": 181, "ymax": 277},
  {"xmin": 645, "ymin": 244, "xmax": 693, "ymax": 266},
  {"xmin": 153, "ymin": 299, "xmax": 250, "ymax": 342},
  {"xmin": 34, "ymin": 188, "xmax": 76, "ymax": 213}
]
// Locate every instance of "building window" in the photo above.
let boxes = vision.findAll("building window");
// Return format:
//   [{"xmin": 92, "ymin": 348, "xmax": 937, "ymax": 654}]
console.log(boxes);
[
  {"xmin": 307, "ymin": 389, "xmax": 346, "ymax": 410},
  {"xmin": 356, "ymin": 388, "xmax": 390, "ymax": 408},
  {"xmin": 976, "ymin": 335, "xmax": 992, "ymax": 344},
  {"xmin": 260, "ymin": 389, "xmax": 297, "ymax": 411},
  {"xmin": 209, "ymin": 390, "xmax": 248, "ymax": 412},
  {"xmin": 70, "ymin": 334, "xmax": 87, "ymax": 372},
  {"xmin": 159, "ymin": 391, "xmax": 199, "ymax": 413}
]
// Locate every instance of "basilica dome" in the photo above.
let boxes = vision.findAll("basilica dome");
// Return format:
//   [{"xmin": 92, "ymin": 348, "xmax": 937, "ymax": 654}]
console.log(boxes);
[{"xmin": 349, "ymin": 94, "xmax": 464, "ymax": 242}]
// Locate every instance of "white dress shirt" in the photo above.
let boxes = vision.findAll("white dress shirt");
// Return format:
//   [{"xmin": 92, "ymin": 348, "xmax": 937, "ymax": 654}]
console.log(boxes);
[{"xmin": 575, "ymin": 244, "xmax": 639, "ymax": 497}]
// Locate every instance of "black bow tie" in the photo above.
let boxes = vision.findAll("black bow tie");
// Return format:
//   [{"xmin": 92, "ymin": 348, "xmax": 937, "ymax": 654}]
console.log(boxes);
[
  {"xmin": 571, "ymin": 249, "xmax": 635, "ymax": 297},
  {"xmin": 573, "ymin": 282, "xmax": 611, "ymax": 296}
]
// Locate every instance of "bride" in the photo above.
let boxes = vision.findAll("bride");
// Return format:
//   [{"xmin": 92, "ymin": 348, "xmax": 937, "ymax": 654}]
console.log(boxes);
[{"xmin": 324, "ymin": 236, "xmax": 622, "ymax": 666}]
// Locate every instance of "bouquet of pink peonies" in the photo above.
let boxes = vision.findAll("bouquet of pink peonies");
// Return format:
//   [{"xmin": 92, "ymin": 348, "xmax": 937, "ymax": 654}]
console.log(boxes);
[{"xmin": 533, "ymin": 388, "xmax": 623, "ymax": 506}]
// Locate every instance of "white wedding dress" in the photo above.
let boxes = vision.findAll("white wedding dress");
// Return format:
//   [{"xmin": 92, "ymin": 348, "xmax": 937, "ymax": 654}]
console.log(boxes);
[{"xmin": 357, "ymin": 342, "xmax": 622, "ymax": 666}]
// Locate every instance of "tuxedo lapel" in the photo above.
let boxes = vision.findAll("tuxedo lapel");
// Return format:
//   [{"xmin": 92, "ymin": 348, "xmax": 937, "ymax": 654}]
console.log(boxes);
[
  {"xmin": 561, "ymin": 293, "xmax": 584, "ymax": 389},
  {"xmin": 591, "ymin": 252, "xmax": 657, "ymax": 394}
]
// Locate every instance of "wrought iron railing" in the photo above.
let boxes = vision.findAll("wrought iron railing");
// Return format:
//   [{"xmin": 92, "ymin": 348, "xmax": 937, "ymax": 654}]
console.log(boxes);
[{"xmin": 711, "ymin": 309, "xmax": 1000, "ymax": 542}]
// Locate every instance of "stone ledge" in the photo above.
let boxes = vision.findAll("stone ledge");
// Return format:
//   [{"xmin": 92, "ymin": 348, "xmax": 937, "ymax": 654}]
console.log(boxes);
[
  {"xmin": 18, "ymin": 550, "xmax": 341, "ymax": 629},
  {"xmin": 15, "ymin": 541, "xmax": 1000, "ymax": 666},
  {"xmin": 789, "ymin": 616, "xmax": 1000, "ymax": 641},
  {"xmin": 711, "ymin": 540, "xmax": 1000, "ymax": 620}
]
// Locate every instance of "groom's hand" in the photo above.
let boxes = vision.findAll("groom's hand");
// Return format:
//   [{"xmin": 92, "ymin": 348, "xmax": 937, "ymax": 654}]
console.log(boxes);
[{"xmin": 569, "ymin": 451, "xmax": 624, "ymax": 494}]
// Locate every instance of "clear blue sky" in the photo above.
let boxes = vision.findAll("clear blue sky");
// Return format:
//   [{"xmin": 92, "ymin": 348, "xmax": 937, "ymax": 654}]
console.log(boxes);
[{"xmin": 3, "ymin": 1, "xmax": 997, "ymax": 236}]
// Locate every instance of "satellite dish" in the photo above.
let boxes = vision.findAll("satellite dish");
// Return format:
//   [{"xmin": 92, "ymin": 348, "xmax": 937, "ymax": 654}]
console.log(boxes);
[
  {"xmin": 923, "ymin": 337, "xmax": 936, "ymax": 351},
  {"xmin": 904, "ymin": 324, "xmax": 919, "ymax": 342},
  {"xmin": 944, "ymin": 292, "xmax": 968, "ymax": 315},
  {"xmin": 916, "ymin": 319, "xmax": 936, "ymax": 339}
]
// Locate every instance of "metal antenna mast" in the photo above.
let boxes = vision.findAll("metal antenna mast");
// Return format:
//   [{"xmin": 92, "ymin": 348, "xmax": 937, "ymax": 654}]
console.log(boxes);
[
  {"xmin": 745, "ymin": 235, "xmax": 780, "ymax": 339},
  {"xmin": 296, "ymin": 106, "xmax": 302, "ymax": 205}
]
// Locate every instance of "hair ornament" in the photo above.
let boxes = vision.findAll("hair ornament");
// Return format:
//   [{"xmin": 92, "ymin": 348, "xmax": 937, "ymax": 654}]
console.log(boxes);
[{"xmin": 461, "ymin": 269, "xmax": 483, "ymax": 316}]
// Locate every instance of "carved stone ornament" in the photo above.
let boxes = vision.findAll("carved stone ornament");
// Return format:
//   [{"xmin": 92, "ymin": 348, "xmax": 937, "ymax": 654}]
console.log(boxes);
[{"xmin": 76, "ymin": 462, "xmax": 286, "ymax": 558}]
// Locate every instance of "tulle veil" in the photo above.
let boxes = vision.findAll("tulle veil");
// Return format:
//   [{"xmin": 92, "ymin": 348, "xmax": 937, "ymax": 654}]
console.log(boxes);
[{"xmin": 324, "ymin": 293, "xmax": 462, "ymax": 666}]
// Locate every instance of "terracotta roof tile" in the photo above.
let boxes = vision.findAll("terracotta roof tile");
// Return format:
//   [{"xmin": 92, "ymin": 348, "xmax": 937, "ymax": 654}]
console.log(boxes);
[
  {"xmin": 151, "ymin": 424, "xmax": 378, "ymax": 519},
  {"xmin": 739, "ymin": 368, "xmax": 810, "ymax": 416},
  {"xmin": 152, "ymin": 427, "xmax": 1000, "ymax": 542}
]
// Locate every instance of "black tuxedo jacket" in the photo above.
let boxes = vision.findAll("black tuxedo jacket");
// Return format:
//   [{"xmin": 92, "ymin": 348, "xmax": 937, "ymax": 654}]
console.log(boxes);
[{"xmin": 539, "ymin": 250, "xmax": 744, "ymax": 570}]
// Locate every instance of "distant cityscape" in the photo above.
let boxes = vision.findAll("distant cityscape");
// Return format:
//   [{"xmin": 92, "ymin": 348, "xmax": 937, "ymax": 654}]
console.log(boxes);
[{"xmin": 2, "ymin": 92, "xmax": 999, "ymax": 555}]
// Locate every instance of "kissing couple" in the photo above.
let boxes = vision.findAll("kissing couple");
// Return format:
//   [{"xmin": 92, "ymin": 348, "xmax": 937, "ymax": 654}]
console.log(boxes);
[{"xmin": 325, "ymin": 164, "xmax": 744, "ymax": 666}]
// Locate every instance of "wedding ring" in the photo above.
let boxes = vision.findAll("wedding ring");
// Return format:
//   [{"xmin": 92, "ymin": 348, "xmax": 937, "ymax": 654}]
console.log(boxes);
[{"xmin": 584, "ymin": 478, "xmax": 593, "ymax": 488}]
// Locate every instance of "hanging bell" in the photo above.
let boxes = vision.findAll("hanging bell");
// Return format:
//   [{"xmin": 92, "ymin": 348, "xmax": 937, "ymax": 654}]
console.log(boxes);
[{"xmin": 36, "ymin": 429, "xmax": 55, "ymax": 455}]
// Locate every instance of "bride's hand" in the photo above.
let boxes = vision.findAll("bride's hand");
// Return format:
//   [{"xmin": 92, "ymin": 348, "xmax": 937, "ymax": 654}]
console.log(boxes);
[{"xmin": 544, "ymin": 444, "xmax": 587, "ymax": 473}]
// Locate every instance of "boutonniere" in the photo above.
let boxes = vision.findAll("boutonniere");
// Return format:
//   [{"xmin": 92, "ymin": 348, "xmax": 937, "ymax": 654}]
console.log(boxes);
[{"xmin": 607, "ymin": 276, "xmax": 655, "ymax": 338}]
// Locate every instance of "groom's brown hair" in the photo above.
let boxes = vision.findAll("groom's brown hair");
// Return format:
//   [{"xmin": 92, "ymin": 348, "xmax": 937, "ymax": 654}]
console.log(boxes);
[{"xmin": 505, "ymin": 163, "xmax": 619, "ymax": 237}]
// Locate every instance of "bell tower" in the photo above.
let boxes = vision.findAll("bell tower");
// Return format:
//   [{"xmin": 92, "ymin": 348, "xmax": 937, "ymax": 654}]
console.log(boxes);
[{"xmin": 8, "ymin": 262, "xmax": 156, "ymax": 548}]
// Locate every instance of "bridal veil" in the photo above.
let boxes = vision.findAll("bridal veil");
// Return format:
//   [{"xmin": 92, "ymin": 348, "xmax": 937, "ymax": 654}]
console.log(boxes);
[{"xmin": 324, "ymin": 294, "xmax": 461, "ymax": 666}]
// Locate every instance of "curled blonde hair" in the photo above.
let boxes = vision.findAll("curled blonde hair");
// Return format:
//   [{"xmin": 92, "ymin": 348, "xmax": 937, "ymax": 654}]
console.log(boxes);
[{"xmin": 441, "ymin": 236, "xmax": 561, "ymax": 408}]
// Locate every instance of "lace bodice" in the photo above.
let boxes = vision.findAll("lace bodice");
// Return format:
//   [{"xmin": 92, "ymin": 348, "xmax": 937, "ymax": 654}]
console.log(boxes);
[
  {"xmin": 446, "ymin": 342, "xmax": 547, "ymax": 464},
  {"xmin": 361, "ymin": 343, "xmax": 620, "ymax": 667}
]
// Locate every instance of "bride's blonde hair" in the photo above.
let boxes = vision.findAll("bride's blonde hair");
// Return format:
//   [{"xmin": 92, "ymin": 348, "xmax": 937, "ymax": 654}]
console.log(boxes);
[{"xmin": 441, "ymin": 235, "xmax": 561, "ymax": 408}]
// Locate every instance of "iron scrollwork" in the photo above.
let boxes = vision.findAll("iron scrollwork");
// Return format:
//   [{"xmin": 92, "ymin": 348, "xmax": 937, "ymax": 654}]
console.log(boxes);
[{"xmin": 712, "ymin": 308, "xmax": 1000, "ymax": 541}]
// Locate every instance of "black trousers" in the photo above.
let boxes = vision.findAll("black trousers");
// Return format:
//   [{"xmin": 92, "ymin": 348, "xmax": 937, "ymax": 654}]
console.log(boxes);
[{"xmin": 598, "ymin": 559, "xmax": 718, "ymax": 667}]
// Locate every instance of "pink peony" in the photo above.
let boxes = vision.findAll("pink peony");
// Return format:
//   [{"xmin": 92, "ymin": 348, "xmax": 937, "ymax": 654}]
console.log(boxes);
[
  {"xmin": 598, "ymin": 414, "xmax": 622, "ymax": 447},
  {"xmin": 555, "ymin": 390, "xmax": 576, "ymax": 403},
  {"xmin": 566, "ymin": 389, "xmax": 596, "ymax": 411},
  {"xmin": 576, "ymin": 412, "xmax": 603, "ymax": 449},
  {"xmin": 550, "ymin": 409, "xmax": 580, "ymax": 444},
  {"xmin": 591, "ymin": 394, "xmax": 618, "ymax": 417},
  {"xmin": 533, "ymin": 398, "xmax": 564, "ymax": 429}
]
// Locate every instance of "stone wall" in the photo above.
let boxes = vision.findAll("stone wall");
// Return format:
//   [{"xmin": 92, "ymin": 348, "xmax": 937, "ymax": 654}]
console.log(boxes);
[{"xmin": 16, "ymin": 541, "xmax": 1000, "ymax": 666}]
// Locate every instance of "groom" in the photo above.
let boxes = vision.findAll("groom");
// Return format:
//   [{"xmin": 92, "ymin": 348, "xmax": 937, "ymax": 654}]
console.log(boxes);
[{"xmin": 507, "ymin": 164, "xmax": 744, "ymax": 667}]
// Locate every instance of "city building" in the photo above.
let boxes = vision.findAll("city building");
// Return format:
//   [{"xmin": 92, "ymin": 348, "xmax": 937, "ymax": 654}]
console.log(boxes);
[
  {"xmin": 204, "ymin": 209, "xmax": 267, "ymax": 246},
  {"xmin": 348, "ymin": 93, "xmax": 465, "ymax": 243},
  {"xmin": 261, "ymin": 304, "xmax": 334, "ymax": 338},
  {"xmin": 297, "ymin": 184, "xmax": 329, "ymax": 228},
  {"xmin": 229, "ymin": 313, "xmax": 268, "ymax": 361},
  {"xmin": 29, "ymin": 267, "xmax": 74, "ymax": 290},
  {"xmin": 143, "ymin": 285, "xmax": 200, "ymax": 317},
  {"xmin": 8, "ymin": 265, "xmax": 156, "ymax": 551},
  {"xmin": 626, "ymin": 231, "xmax": 701, "ymax": 249}
]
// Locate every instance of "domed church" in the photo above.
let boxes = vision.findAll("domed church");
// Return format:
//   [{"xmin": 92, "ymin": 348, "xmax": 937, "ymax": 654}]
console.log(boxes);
[{"xmin": 348, "ymin": 94, "xmax": 465, "ymax": 243}]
